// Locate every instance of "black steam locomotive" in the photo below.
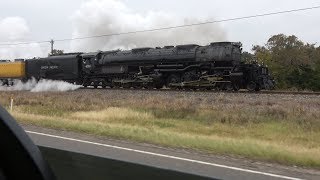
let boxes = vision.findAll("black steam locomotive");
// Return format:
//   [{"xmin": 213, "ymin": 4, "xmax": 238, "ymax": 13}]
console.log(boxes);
[{"xmin": 23, "ymin": 42, "xmax": 274, "ymax": 91}]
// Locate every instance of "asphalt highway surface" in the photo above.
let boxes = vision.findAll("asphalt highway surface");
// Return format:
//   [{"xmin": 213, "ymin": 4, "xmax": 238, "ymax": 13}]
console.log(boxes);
[{"xmin": 22, "ymin": 125, "xmax": 320, "ymax": 180}]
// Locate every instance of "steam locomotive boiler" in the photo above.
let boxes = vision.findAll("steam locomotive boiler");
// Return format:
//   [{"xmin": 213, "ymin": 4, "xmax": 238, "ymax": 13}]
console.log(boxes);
[{"xmin": 80, "ymin": 42, "xmax": 274, "ymax": 90}]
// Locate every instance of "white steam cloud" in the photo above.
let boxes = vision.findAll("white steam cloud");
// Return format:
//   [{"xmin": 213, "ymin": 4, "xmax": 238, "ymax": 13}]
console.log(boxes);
[
  {"xmin": 0, "ymin": 17, "xmax": 48, "ymax": 60},
  {"xmin": 0, "ymin": 79, "xmax": 82, "ymax": 92},
  {"xmin": 70, "ymin": 0, "xmax": 227, "ymax": 52}
]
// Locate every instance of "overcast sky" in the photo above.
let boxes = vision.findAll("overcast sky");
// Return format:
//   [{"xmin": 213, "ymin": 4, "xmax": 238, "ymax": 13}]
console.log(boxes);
[{"xmin": 0, "ymin": 0, "xmax": 320, "ymax": 59}]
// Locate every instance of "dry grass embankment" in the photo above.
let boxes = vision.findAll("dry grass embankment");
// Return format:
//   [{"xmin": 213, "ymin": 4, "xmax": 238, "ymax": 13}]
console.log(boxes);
[{"xmin": 1, "ymin": 89, "xmax": 320, "ymax": 168}]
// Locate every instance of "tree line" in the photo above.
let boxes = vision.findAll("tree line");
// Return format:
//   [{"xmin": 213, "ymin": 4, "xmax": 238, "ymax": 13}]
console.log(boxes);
[{"xmin": 243, "ymin": 34, "xmax": 320, "ymax": 91}]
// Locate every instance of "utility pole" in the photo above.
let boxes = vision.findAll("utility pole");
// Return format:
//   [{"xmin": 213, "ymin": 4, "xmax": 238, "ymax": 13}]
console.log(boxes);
[{"xmin": 50, "ymin": 39, "xmax": 54, "ymax": 55}]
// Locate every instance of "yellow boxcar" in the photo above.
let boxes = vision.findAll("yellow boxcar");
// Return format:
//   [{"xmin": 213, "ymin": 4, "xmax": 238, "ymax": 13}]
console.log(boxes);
[{"xmin": 0, "ymin": 62, "xmax": 26, "ymax": 78}]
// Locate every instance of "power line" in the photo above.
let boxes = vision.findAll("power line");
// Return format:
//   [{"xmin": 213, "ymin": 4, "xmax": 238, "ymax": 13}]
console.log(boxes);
[
  {"xmin": 1, "ymin": 5, "xmax": 320, "ymax": 46},
  {"xmin": 0, "ymin": 40, "xmax": 50, "ymax": 46}
]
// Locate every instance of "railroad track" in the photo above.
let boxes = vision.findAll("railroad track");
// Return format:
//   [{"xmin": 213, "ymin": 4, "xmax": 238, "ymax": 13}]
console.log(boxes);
[{"xmin": 79, "ymin": 86, "xmax": 320, "ymax": 96}]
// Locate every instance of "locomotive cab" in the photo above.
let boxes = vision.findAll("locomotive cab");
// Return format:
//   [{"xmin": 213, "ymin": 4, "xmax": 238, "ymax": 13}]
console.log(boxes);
[{"xmin": 81, "ymin": 52, "xmax": 102, "ymax": 74}]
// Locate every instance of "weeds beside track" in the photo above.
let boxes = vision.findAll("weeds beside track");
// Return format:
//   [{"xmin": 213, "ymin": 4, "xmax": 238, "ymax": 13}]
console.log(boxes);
[{"xmin": 1, "ymin": 89, "xmax": 320, "ymax": 168}]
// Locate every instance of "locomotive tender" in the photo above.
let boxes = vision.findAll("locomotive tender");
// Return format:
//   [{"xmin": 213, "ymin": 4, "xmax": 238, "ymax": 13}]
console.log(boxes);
[{"xmin": 0, "ymin": 42, "xmax": 274, "ymax": 91}]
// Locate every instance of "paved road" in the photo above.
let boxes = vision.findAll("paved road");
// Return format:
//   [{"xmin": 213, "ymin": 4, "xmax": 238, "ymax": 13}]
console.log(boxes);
[{"xmin": 23, "ymin": 125, "xmax": 320, "ymax": 180}]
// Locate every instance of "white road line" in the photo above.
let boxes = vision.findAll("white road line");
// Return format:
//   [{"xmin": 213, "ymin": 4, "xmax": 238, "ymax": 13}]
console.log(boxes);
[{"xmin": 26, "ymin": 130, "xmax": 303, "ymax": 180}]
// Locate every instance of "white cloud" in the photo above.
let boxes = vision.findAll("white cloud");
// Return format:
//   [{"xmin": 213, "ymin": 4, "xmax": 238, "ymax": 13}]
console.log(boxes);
[
  {"xmin": 0, "ymin": 17, "xmax": 29, "ymax": 41},
  {"xmin": 0, "ymin": 17, "xmax": 48, "ymax": 60}
]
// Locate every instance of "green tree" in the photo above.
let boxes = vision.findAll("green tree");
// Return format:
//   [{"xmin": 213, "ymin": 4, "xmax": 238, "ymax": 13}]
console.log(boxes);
[
  {"xmin": 252, "ymin": 34, "xmax": 320, "ymax": 90},
  {"xmin": 49, "ymin": 49, "xmax": 64, "ymax": 56},
  {"xmin": 241, "ymin": 51, "xmax": 255, "ymax": 63}
]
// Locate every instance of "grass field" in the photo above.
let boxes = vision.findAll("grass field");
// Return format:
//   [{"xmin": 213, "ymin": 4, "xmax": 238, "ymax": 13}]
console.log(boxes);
[{"xmin": 1, "ymin": 89, "xmax": 320, "ymax": 168}]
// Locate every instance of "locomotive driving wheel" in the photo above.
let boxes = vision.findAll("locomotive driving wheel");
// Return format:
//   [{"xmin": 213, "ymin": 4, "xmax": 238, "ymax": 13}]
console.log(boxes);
[
  {"xmin": 232, "ymin": 84, "xmax": 240, "ymax": 91},
  {"xmin": 154, "ymin": 82, "xmax": 164, "ymax": 89},
  {"xmin": 166, "ymin": 74, "xmax": 181, "ymax": 88},
  {"xmin": 181, "ymin": 70, "xmax": 199, "ymax": 82},
  {"xmin": 247, "ymin": 81, "xmax": 257, "ymax": 91}
]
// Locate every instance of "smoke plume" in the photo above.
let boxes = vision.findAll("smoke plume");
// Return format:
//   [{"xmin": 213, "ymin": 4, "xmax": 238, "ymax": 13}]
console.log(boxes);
[
  {"xmin": 0, "ymin": 79, "xmax": 82, "ymax": 92},
  {"xmin": 70, "ymin": 0, "xmax": 227, "ymax": 52}
]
